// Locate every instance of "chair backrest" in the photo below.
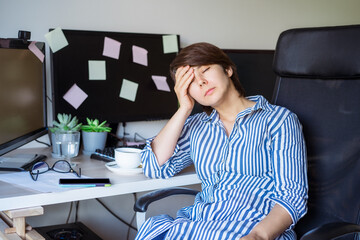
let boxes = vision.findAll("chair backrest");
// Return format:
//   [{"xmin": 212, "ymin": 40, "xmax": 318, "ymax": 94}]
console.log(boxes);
[{"xmin": 272, "ymin": 25, "xmax": 360, "ymax": 240}]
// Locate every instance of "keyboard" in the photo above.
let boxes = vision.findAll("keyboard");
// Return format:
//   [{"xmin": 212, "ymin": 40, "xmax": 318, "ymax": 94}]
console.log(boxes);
[
  {"xmin": 90, "ymin": 147, "xmax": 116, "ymax": 162},
  {"xmin": 90, "ymin": 144, "xmax": 145, "ymax": 162}
]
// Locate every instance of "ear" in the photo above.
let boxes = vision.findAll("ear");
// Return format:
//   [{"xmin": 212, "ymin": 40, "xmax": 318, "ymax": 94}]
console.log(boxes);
[{"xmin": 226, "ymin": 67, "xmax": 233, "ymax": 77}]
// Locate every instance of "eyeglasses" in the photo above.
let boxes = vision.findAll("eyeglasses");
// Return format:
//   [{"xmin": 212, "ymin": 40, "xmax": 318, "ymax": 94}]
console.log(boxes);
[{"xmin": 29, "ymin": 160, "xmax": 81, "ymax": 181}]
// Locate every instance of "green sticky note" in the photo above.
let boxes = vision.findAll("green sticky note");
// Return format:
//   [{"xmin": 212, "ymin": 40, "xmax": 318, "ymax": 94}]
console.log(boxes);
[
  {"xmin": 44, "ymin": 27, "xmax": 69, "ymax": 53},
  {"xmin": 119, "ymin": 79, "xmax": 138, "ymax": 102},
  {"xmin": 162, "ymin": 35, "xmax": 178, "ymax": 54},
  {"xmin": 88, "ymin": 60, "xmax": 106, "ymax": 80}
]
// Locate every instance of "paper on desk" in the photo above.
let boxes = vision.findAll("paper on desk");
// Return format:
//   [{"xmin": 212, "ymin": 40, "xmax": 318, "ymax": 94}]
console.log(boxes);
[{"xmin": 0, "ymin": 171, "xmax": 89, "ymax": 193}]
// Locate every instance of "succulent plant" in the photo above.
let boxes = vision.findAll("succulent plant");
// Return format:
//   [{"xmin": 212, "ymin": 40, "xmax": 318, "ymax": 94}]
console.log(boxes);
[
  {"xmin": 50, "ymin": 113, "xmax": 82, "ymax": 132},
  {"xmin": 81, "ymin": 118, "xmax": 112, "ymax": 132}
]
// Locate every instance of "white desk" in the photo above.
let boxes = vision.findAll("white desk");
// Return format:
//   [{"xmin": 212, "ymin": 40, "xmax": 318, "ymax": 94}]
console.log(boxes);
[{"xmin": 0, "ymin": 147, "xmax": 200, "ymax": 214}]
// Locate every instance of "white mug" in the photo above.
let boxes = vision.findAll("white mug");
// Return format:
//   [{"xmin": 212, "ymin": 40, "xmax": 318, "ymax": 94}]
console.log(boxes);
[{"xmin": 114, "ymin": 147, "xmax": 141, "ymax": 169}]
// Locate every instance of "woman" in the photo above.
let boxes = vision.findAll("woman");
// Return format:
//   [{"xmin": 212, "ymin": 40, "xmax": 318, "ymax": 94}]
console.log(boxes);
[{"xmin": 136, "ymin": 42, "xmax": 308, "ymax": 240}]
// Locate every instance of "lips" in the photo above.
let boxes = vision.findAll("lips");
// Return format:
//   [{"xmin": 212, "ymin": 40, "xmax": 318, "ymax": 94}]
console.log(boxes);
[{"xmin": 205, "ymin": 88, "xmax": 215, "ymax": 96}]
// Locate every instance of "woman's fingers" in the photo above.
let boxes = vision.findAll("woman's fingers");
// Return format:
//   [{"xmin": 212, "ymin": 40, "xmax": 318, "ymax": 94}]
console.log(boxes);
[
  {"xmin": 174, "ymin": 66, "xmax": 195, "ymax": 110},
  {"xmin": 175, "ymin": 66, "xmax": 193, "ymax": 91}
]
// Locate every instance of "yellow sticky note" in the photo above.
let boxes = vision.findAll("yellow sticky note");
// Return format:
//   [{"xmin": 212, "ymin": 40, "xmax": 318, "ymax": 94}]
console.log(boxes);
[
  {"xmin": 88, "ymin": 60, "xmax": 106, "ymax": 80},
  {"xmin": 162, "ymin": 35, "xmax": 178, "ymax": 54},
  {"xmin": 44, "ymin": 27, "xmax": 69, "ymax": 53},
  {"xmin": 119, "ymin": 79, "xmax": 138, "ymax": 102}
]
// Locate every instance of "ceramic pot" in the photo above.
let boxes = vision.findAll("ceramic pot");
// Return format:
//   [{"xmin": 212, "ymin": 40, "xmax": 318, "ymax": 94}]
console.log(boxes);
[{"xmin": 82, "ymin": 131, "xmax": 108, "ymax": 155}]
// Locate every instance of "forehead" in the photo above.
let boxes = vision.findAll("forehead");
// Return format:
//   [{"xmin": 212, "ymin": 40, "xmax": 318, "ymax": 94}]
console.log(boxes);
[{"xmin": 192, "ymin": 64, "xmax": 223, "ymax": 70}]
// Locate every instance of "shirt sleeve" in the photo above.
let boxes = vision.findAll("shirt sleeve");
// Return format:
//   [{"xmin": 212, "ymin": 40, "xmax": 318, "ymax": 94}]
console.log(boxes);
[
  {"xmin": 270, "ymin": 112, "xmax": 308, "ymax": 229},
  {"xmin": 140, "ymin": 116, "xmax": 195, "ymax": 179}
]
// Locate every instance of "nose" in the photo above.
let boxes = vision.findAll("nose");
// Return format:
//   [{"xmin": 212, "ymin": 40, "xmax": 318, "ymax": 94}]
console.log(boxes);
[{"xmin": 193, "ymin": 69, "xmax": 207, "ymax": 87}]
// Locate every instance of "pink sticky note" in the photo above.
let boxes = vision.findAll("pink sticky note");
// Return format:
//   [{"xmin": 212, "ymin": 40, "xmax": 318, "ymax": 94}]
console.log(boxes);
[
  {"xmin": 28, "ymin": 41, "xmax": 44, "ymax": 62},
  {"xmin": 102, "ymin": 37, "xmax": 121, "ymax": 59},
  {"xmin": 152, "ymin": 75, "xmax": 170, "ymax": 92},
  {"xmin": 132, "ymin": 45, "xmax": 148, "ymax": 66},
  {"xmin": 63, "ymin": 84, "xmax": 88, "ymax": 109}
]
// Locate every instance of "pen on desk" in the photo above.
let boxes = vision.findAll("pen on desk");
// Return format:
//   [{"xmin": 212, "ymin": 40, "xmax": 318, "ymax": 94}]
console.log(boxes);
[{"xmin": 59, "ymin": 184, "xmax": 111, "ymax": 187}]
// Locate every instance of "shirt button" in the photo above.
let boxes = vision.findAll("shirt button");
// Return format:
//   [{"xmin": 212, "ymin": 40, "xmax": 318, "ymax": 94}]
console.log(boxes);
[{"xmin": 214, "ymin": 183, "xmax": 218, "ymax": 189}]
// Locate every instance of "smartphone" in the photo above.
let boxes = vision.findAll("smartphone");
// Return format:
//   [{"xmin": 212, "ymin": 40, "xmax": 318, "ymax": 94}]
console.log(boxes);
[{"xmin": 59, "ymin": 178, "xmax": 111, "ymax": 187}]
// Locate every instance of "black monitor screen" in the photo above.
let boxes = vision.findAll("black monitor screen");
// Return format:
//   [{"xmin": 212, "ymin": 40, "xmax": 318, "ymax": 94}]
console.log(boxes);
[
  {"xmin": 0, "ymin": 39, "xmax": 47, "ymax": 156},
  {"xmin": 224, "ymin": 49, "xmax": 276, "ymax": 102},
  {"xmin": 50, "ymin": 29, "xmax": 180, "ymax": 124}
]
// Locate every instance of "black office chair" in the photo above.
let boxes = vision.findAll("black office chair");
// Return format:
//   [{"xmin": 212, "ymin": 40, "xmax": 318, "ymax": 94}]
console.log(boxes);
[{"xmin": 134, "ymin": 25, "xmax": 360, "ymax": 239}]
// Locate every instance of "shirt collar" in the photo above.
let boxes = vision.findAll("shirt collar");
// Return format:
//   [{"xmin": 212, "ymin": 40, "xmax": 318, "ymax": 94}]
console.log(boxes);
[
  {"xmin": 201, "ymin": 109, "xmax": 219, "ymax": 124},
  {"xmin": 245, "ymin": 95, "xmax": 274, "ymax": 112},
  {"xmin": 200, "ymin": 95, "xmax": 274, "ymax": 123}
]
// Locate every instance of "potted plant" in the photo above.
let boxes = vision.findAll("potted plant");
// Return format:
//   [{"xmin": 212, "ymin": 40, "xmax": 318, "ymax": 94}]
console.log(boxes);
[
  {"xmin": 81, "ymin": 118, "xmax": 112, "ymax": 155},
  {"xmin": 49, "ymin": 113, "xmax": 82, "ymax": 158}
]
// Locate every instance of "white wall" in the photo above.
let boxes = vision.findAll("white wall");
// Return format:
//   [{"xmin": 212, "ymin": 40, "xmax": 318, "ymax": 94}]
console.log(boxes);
[
  {"xmin": 1, "ymin": 0, "xmax": 360, "ymax": 239},
  {"xmin": 1, "ymin": 0, "xmax": 360, "ymax": 141}
]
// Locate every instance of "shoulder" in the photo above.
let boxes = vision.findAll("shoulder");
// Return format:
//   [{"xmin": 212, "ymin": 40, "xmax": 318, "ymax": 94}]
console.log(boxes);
[
  {"xmin": 249, "ymin": 95, "xmax": 300, "ymax": 130},
  {"xmin": 184, "ymin": 111, "xmax": 210, "ymax": 127},
  {"xmin": 267, "ymin": 104, "xmax": 302, "ymax": 135}
]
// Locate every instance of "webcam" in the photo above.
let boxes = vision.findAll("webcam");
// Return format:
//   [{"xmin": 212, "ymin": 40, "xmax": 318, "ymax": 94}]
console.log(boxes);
[{"xmin": 18, "ymin": 30, "xmax": 31, "ymax": 42}]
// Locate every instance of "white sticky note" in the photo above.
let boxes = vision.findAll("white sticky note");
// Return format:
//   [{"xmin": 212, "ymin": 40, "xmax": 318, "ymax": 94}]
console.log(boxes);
[
  {"xmin": 152, "ymin": 75, "xmax": 170, "ymax": 92},
  {"xmin": 88, "ymin": 60, "xmax": 106, "ymax": 80},
  {"xmin": 63, "ymin": 84, "xmax": 88, "ymax": 109},
  {"xmin": 119, "ymin": 79, "xmax": 138, "ymax": 102},
  {"xmin": 162, "ymin": 35, "xmax": 178, "ymax": 54},
  {"xmin": 44, "ymin": 27, "xmax": 69, "ymax": 53},
  {"xmin": 132, "ymin": 45, "xmax": 148, "ymax": 66},
  {"xmin": 103, "ymin": 37, "xmax": 121, "ymax": 59}
]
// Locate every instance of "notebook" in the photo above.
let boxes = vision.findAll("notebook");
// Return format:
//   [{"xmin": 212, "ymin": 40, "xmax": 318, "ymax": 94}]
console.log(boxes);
[{"xmin": 0, "ymin": 154, "xmax": 47, "ymax": 171}]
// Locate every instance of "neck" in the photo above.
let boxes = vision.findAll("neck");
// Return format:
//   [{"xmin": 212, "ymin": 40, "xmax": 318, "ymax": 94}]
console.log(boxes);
[{"xmin": 216, "ymin": 96, "xmax": 253, "ymax": 122}]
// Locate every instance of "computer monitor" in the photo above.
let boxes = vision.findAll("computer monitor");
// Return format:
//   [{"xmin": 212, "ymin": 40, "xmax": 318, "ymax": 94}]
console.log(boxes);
[
  {"xmin": 50, "ymin": 29, "xmax": 180, "ymax": 124},
  {"xmin": 224, "ymin": 49, "xmax": 276, "ymax": 101},
  {"xmin": 0, "ymin": 38, "xmax": 48, "ymax": 156}
]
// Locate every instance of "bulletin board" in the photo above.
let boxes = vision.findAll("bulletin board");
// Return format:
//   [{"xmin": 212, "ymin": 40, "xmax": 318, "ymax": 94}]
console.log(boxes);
[{"xmin": 49, "ymin": 28, "xmax": 180, "ymax": 123}]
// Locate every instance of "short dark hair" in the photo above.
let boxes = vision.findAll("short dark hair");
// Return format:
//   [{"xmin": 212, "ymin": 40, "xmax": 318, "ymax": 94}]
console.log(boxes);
[{"xmin": 170, "ymin": 42, "xmax": 245, "ymax": 114}]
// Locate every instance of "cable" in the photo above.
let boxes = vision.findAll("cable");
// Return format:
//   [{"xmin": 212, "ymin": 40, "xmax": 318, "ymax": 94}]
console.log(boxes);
[
  {"xmin": 35, "ymin": 139, "xmax": 51, "ymax": 147},
  {"xmin": 134, "ymin": 133, "xmax": 146, "ymax": 142},
  {"xmin": 65, "ymin": 201, "xmax": 79, "ymax": 224},
  {"xmin": 127, "ymin": 193, "xmax": 137, "ymax": 240},
  {"xmin": 122, "ymin": 122, "xmax": 129, "ymax": 146},
  {"xmin": 66, "ymin": 202, "xmax": 73, "ymax": 224},
  {"xmin": 46, "ymin": 95, "xmax": 52, "ymax": 103},
  {"xmin": 75, "ymin": 201, "xmax": 79, "ymax": 222},
  {"xmin": 95, "ymin": 198, "xmax": 137, "ymax": 231}
]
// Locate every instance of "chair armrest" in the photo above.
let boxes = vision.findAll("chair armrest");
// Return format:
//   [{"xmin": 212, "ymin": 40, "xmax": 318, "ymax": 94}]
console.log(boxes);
[
  {"xmin": 300, "ymin": 222, "xmax": 360, "ymax": 240},
  {"xmin": 134, "ymin": 187, "xmax": 199, "ymax": 212}
]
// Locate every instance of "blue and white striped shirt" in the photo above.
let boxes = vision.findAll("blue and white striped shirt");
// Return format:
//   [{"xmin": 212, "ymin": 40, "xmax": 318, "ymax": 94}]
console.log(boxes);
[{"xmin": 137, "ymin": 95, "xmax": 308, "ymax": 240}]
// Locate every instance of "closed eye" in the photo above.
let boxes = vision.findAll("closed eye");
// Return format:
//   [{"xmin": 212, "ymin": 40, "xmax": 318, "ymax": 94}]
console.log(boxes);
[{"xmin": 202, "ymin": 67, "xmax": 210, "ymax": 73}]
